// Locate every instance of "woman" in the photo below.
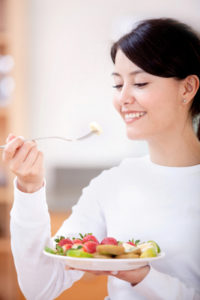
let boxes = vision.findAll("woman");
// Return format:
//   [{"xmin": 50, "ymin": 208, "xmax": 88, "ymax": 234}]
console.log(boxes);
[{"xmin": 3, "ymin": 18, "xmax": 200, "ymax": 300}]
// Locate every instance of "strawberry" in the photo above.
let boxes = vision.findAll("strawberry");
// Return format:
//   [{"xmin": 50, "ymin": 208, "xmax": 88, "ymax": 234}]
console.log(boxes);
[
  {"xmin": 62, "ymin": 244, "xmax": 72, "ymax": 251},
  {"xmin": 82, "ymin": 234, "xmax": 99, "ymax": 244},
  {"xmin": 83, "ymin": 241, "xmax": 98, "ymax": 253},
  {"xmin": 58, "ymin": 238, "xmax": 73, "ymax": 247},
  {"xmin": 100, "ymin": 237, "xmax": 118, "ymax": 245},
  {"xmin": 127, "ymin": 241, "xmax": 136, "ymax": 246},
  {"xmin": 72, "ymin": 239, "xmax": 83, "ymax": 245}
]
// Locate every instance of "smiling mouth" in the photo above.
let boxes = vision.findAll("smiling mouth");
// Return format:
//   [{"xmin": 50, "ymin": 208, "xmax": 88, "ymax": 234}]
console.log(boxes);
[{"xmin": 123, "ymin": 111, "xmax": 147, "ymax": 123}]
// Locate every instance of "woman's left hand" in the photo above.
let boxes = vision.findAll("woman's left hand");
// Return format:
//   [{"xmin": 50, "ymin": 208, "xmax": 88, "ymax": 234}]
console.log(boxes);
[{"xmin": 66, "ymin": 265, "xmax": 150, "ymax": 285}]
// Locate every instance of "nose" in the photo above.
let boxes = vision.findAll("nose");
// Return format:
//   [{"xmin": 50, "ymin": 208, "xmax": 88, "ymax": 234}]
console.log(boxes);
[{"xmin": 118, "ymin": 86, "xmax": 135, "ymax": 106}]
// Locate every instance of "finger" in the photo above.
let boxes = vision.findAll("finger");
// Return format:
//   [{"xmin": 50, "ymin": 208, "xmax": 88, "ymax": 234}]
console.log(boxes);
[
  {"xmin": 22, "ymin": 145, "xmax": 39, "ymax": 168},
  {"xmin": 15, "ymin": 147, "xmax": 39, "ymax": 177},
  {"xmin": 3, "ymin": 136, "xmax": 25, "ymax": 162},
  {"xmin": 114, "ymin": 265, "xmax": 150, "ymax": 283},
  {"xmin": 64, "ymin": 264, "xmax": 111, "ymax": 275},
  {"xmin": 65, "ymin": 266, "xmax": 84, "ymax": 272},
  {"xmin": 79, "ymin": 269, "xmax": 110, "ymax": 276},
  {"xmin": 31, "ymin": 151, "xmax": 44, "ymax": 170},
  {"xmin": 65, "ymin": 266, "xmax": 74, "ymax": 270},
  {"xmin": 9, "ymin": 141, "xmax": 37, "ymax": 172},
  {"xmin": 88, "ymin": 271, "xmax": 110, "ymax": 276},
  {"xmin": 6, "ymin": 133, "xmax": 16, "ymax": 143},
  {"xmin": 25, "ymin": 151, "xmax": 44, "ymax": 180},
  {"xmin": 116, "ymin": 265, "xmax": 149, "ymax": 276}
]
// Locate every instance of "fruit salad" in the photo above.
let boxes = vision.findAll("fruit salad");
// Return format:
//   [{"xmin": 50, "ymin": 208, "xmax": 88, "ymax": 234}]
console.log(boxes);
[{"xmin": 44, "ymin": 234, "xmax": 161, "ymax": 259}]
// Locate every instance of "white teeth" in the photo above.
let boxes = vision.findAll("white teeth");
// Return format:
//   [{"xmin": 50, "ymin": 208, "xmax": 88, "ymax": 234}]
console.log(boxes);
[{"xmin": 124, "ymin": 112, "xmax": 146, "ymax": 120}]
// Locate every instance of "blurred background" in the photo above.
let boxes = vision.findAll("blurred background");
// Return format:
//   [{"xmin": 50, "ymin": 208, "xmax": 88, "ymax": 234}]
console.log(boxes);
[{"xmin": 0, "ymin": 0, "xmax": 200, "ymax": 299}]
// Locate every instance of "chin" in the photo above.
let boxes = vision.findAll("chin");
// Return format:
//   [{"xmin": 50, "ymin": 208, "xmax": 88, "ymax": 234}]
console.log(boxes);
[{"xmin": 126, "ymin": 128, "xmax": 147, "ymax": 140}]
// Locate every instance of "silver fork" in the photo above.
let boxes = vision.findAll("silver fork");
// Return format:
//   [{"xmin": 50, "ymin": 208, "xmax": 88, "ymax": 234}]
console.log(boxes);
[
  {"xmin": 0, "ymin": 132, "xmax": 94, "ymax": 149},
  {"xmin": 0, "ymin": 122, "xmax": 102, "ymax": 149}
]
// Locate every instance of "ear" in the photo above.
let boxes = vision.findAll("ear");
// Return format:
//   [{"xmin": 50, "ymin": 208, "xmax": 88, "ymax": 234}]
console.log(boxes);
[{"xmin": 180, "ymin": 75, "xmax": 199, "ymax": 105}]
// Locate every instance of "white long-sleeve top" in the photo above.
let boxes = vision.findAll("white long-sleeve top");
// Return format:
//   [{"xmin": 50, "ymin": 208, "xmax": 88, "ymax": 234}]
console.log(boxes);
[{"xmin": 10, "ymin": 155, "xmax": 200, "ymax": 300}]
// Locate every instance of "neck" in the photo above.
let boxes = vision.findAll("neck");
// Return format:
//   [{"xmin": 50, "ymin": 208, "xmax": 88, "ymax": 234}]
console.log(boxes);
[{"xmin": 147, "ymin": 125, "xmax": 200, "ymax": 167}]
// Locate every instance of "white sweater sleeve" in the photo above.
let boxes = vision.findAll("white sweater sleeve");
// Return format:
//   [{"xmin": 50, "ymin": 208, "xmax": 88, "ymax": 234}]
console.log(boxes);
[
  {"xmin": 133, "ymin": 266, "xmax": 200, "ymax": 300},
  {"xmin": 10, "ymin": 175, "xmax": 106, "ymax": 300}
]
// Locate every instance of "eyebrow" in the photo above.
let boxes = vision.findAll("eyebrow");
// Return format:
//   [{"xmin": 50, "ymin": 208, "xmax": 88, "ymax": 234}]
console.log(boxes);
[{"xmin": 111, "ymin": 70, "xmax": 145, "ymax": 76}]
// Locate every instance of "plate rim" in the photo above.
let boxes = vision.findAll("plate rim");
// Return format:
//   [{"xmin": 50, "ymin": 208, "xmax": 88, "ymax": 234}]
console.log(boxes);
[{"xmin": 43, "ymin": 250, "xmax": 165, "ymax": 263}]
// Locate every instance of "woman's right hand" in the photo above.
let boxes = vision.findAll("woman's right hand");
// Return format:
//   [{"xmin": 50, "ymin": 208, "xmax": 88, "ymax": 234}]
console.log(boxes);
[{"xmin": 2, "ymin": 134, "xmax": 45, "ymax": 193}]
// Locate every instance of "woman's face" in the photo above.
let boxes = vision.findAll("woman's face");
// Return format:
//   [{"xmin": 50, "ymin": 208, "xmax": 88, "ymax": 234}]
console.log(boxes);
[{"xmin": 112, "ymin": 49, "xmax": 185, "ymax": 141}]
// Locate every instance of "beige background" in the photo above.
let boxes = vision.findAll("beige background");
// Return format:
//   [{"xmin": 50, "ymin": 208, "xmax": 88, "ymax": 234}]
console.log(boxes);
[{"xmin": 26, "ymin": 0, "xmax": 200, "ymax": 172}]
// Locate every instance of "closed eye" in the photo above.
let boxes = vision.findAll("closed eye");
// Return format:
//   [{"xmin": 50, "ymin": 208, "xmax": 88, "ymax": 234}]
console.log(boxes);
[
  {"xmin": 113, "ymin": 83, "xmax": 148, "ymax": 89},
  {"xmin": 134, "ymin": 83, "xmax": 148, "ymax": 87},
  {"xmin": 112, "ymin": 84, "xmax": 123, "ymax": 89}
]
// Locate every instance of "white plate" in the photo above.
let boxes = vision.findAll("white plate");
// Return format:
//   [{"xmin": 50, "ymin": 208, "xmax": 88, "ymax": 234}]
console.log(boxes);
[{"xmin": 43, "ymin": 251, "xmax": 165, "ymax": 271}]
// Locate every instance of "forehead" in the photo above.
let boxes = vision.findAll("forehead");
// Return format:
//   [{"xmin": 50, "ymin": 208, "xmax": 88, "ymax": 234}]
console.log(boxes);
[
  {"xmin": 113, "ymin": 49, "xmax": 146, "ymax": 76},
  {"xmin": 113, "ymin": 50, "xmax": 182, "ymax": 88}
]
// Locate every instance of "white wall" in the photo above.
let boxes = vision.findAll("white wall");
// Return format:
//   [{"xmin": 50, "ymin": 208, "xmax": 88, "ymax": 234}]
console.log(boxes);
[{"xmin": 27, "ymin": 0, "xmax": 200, "ymax": 171}]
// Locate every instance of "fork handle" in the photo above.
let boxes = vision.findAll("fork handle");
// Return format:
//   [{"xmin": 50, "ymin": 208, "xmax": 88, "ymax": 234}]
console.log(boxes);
[
  {"xmin": 0, "ymin": 136, "xmax": 73, "ymax": 149},
  {"xmin": 30, "ymin": 136, "xmax": 73, "ymax": 142}
]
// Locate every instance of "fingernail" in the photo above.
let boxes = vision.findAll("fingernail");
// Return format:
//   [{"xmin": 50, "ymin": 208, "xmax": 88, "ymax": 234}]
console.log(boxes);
[{"xmin": 6, "ymin": 133, "xmax": 14, "ymax": 143}]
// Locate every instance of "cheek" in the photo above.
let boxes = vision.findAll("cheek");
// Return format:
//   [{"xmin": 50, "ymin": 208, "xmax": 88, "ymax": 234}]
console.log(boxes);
[
  {"xmin": 143, "ymin": 92, "xmax": 179, "ymax": 126},
  {"xmin": 112, "ymin": 96, "xmax": 120, "ymax": 112}
]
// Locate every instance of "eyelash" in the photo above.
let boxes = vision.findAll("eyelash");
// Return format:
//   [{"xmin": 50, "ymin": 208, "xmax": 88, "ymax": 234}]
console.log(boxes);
[
  {"xmin": 134, "ymin": 83, "xmax": 148, "ymax": 87},
  {"xmin": 112, "ymin": 84, "xmax": 123, "ymax": 89},
  {"xmin": 112, "ymin": 83, "xmax": 148, "ymax": 89}
]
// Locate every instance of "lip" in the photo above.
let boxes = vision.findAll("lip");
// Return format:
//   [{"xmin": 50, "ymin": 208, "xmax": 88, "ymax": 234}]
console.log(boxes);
[
  {"xmin": 121, "ymin": 106, "xmax": 146, "ymax": 112},
  {"xmin": 121, "ymin": 110, "xmax": 146, "ymax": 113}
]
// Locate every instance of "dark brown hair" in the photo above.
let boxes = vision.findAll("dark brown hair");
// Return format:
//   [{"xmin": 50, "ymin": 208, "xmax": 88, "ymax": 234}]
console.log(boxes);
[{"xmin": 111, "ymin": 18, "xmax": 200, "ymax": 139}]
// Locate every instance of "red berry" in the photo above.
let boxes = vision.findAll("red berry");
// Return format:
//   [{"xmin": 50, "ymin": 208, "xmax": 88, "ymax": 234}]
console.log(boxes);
[
  {"xmin": 82, "ymin": 235, "xmax": 99, "ymax": 244},
  {"xmin": 83, "ymin": 241, "xmax": 98, "ymax": 253},
  {"xmin": 100, "ymin": 237, "xmax": 118, "ymax": 245},
  {"xmin": 58, "ymin": 238, "xmax": 73, "ymax": 247},
  {"xmin": 127, "ymin": 241, "xmax": 136, "ymax": 246},
  {"xmin": 73, "ymin": 239, "xmax": 83, "ymax": 245},
  {"xmin": 62, "ymin": 244, "xmax": 72, "ymax": 251}
]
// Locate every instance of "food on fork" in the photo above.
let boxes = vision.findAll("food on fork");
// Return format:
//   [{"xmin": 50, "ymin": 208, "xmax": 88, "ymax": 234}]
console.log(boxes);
[
  {"xmin": 44, "ymin": 233, "xmax": 161, "ymax": 259},
  {"xmin": 89, "ymin": 122, "xmax": 102, "ymax": 135}
]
